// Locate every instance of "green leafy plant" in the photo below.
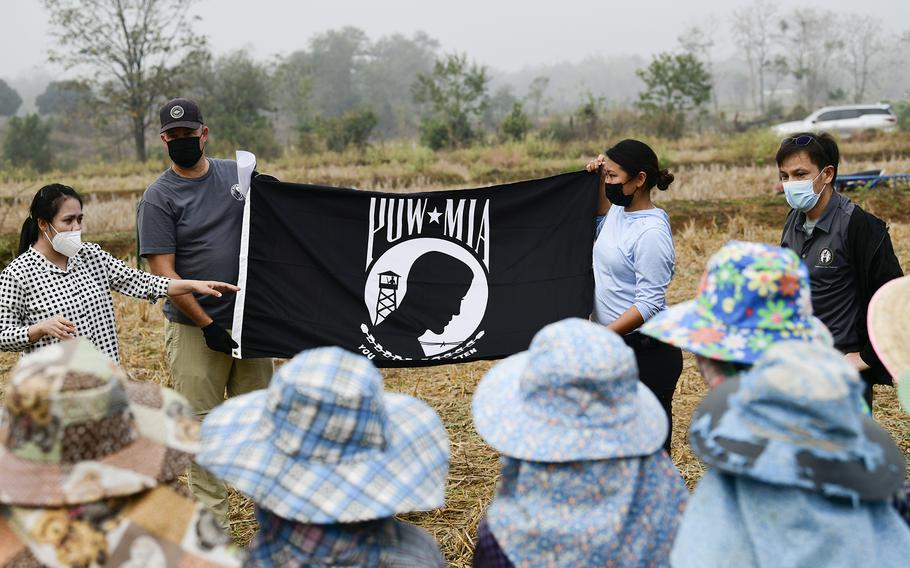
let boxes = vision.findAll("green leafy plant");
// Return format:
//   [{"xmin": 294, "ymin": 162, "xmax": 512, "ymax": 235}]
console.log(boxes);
[
  {"xmin": 3, "ymin": 114, "xmax": 53, "ymax": 172},
  {"xmin": 412, "ymin": 53, "xmax": 490, "ymax": 150},
  {"xmin": 636, "ymin": 53, "xmax": 712, "ymax": 139}
]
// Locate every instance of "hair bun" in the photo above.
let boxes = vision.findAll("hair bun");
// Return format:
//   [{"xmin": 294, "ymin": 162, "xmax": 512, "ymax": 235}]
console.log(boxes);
[{"xmin": 656, "ymin": 169, "xmax": 674, "ymax": 191}]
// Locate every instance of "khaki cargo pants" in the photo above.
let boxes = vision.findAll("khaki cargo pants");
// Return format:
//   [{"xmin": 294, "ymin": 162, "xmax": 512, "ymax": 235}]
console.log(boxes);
[{"xmin": 165, "ymin": 321, "xmax": 273, "ymax": 531}]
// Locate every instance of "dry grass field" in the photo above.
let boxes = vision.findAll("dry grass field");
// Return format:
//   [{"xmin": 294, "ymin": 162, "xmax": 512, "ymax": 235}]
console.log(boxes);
[{"xmin": 0, "ymin": 146, "xmax": 907, "ymax": 566}]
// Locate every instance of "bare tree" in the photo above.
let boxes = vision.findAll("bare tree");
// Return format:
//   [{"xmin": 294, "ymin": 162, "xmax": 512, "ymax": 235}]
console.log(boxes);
[
  {"xmin": 731, "ymin": 0, "xmax": 779, "ymax": 114},
  {"xmin": 678, "ymin": 22, "xmax": 719, "ymax": 112},
  {"xmin": 777, "ymin": 9, "xmax": 843, "ymax": 110},
  {"xmin": 872, "ymin": 30, "xmax": 910, "ymax": 101},
  {"xmin": 524, "ymin": 76, "xmax": 550, "ymax": 119},
  {"xmin": 840, "ymin": 15, "xmax": 885, "ymax": 103},
  {"xmin": 42, "ymin": 0, "xmax": 207, "ymax": 161}
]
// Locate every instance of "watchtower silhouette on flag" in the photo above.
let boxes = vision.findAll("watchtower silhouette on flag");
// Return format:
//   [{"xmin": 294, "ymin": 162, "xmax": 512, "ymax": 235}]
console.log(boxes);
[{"xmin": 375, "ymin": 270, "xmax": 400, "ymax": 325}]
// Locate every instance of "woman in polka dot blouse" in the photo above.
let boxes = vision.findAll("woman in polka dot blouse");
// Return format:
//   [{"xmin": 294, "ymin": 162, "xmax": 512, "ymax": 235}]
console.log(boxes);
[{"xmin": 0, "ymin": 184, "xmax": 239, "ymax": 362}]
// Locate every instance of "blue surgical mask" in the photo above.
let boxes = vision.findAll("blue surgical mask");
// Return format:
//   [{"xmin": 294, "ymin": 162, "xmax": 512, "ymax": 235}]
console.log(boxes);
[{"xmin": 782, "ymin": 170, "xmax": 826, "ymax": 212}]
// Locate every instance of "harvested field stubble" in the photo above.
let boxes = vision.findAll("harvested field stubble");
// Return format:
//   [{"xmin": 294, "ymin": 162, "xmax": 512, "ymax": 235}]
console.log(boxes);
[{"xmin": 0, "ymin": 191, "xmax": 907, "ymax": 567}]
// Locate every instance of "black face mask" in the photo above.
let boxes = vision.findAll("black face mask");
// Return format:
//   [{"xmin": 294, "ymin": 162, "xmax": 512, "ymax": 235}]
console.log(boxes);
[
  {"xmin": 605, "ymin": 182, "xmax": 635, "ymax": 207},
  {"xmin": 167, "ymin": 136, "xmax": 203, "ymax": 168}
]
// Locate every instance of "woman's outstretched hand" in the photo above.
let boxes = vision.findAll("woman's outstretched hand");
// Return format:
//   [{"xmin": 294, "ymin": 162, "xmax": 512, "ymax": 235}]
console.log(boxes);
[{"xmin": 168, "ymin": 280, "xmax": 241, "ymax": 298}]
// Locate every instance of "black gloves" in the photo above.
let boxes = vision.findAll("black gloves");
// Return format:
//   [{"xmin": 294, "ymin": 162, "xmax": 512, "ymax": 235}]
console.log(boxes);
[{"xmin": 202, "ymin": 322, "xmax": 238, "ymax": 354}]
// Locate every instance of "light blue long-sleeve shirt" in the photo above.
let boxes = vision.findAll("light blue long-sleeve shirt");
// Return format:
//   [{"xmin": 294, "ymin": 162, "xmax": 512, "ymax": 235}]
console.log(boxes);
[{"xmin": 593, "ymin": 205, "xmax": 675, "ymax": 325}]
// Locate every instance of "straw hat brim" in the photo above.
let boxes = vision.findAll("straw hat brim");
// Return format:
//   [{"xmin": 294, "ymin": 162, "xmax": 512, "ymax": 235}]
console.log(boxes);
[{"xmin": 868, "ymin": 275, "xmax": 910, "ymax": 383}]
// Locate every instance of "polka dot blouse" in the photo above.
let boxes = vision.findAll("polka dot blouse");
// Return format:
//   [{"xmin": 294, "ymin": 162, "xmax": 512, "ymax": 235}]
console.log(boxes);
[{"xmin": 0, "ymin": 243, "xmax": 170, "ymax": 363}]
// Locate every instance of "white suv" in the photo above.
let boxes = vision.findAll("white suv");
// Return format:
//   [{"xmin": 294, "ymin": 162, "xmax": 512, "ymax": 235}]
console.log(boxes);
[{"xmin": 772, "ymin": 104, "xmax": 898, "ymax": 136}]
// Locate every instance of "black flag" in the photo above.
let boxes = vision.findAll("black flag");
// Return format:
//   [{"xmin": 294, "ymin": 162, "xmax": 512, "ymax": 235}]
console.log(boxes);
[{"xmin": 231, "ymin": 171, "xmax": 598, "ymax": 366}]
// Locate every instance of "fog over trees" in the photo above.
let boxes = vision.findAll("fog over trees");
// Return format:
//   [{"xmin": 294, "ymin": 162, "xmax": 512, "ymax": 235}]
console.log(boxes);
[{"xmin": 1, "ymin": 0, "xmax": 909, "ymax": 169}]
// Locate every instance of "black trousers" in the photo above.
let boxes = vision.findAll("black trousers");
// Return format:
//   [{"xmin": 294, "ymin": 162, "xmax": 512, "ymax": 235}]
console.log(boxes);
[
  {"xmin": 623, "ymin": 332, "xmax": 683, "ymax": 455},
  {"xmin": 860, "ymin": 367, "xmax": 891, "ymax": 408}
]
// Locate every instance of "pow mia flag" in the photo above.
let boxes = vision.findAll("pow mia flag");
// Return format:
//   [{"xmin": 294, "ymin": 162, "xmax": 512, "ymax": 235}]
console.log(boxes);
[{"xmin": 231, "ymin": 171, "xmax": 599, "ymax": 366}]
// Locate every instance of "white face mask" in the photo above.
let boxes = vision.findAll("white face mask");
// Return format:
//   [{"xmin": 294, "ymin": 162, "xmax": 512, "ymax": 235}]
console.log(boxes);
[
  {"xmin": 782, "ymin": 169, "xmax": 826, "ymax": 213},
  {"xmin": 44, "ymin": 224, "xmax": 83, "ymax": 258}
]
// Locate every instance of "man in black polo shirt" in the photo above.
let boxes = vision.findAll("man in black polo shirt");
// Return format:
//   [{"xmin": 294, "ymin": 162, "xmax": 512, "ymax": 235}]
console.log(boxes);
[{"xmin": 778, "ymin": 132, "xmax": 903, "ymax": 404}]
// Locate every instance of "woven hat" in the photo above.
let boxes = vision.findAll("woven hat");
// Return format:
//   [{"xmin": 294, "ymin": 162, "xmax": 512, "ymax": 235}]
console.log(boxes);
[
  {"xmin": 689, "ymin": 341, "xmax": 905, "ymax": 501},
  {"xmin": 640, "ymin": 240, "xmax": 832, "ymax": 364},
  {"xmin": 0, "ymin": 339, "xmax": 199, "ymax": 507},
  {"xmin": 0, "ymin": 485, "xmax": 240, "ymax": 567},
  {"xmin": 472, "ymin": 318, "xmax": 667, "ymax": 462},
  {"xmin": 868, "ymin": 275, "xmax": 910, "ymax": 391},
  {"xmin": 196, "ymin": 347, "xmax": 449, "ymax": 524}
]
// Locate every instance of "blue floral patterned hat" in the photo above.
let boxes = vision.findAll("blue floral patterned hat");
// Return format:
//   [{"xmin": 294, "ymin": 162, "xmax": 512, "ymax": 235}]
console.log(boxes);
[
  {"xmin": 640, "ymin": 240, "xmax": 832, "ymax": 364},
  {"xmin": 485, "ymin": 454, "xmax": 688, "ymax": 567},
  {"xmin": 472, "ymin": 318, "xmax": 668, "ymax": 462},
  {"xmin": 196, "ymin": 347, "xmax": 449, "ymax": 524},
  {"xmin": 689, "ymin": 341, "xmax": 905, "ymax": 501}
]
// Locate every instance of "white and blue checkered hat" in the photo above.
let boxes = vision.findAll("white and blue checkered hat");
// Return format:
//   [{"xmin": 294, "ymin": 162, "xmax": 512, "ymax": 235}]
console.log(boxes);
[
  {"xmin": 472, "ymin": 318, "xmax": 668, "ymax": 462},
  {"xmin": 196, "ymin": 347, "xmax": 450, "ymax": 523}
]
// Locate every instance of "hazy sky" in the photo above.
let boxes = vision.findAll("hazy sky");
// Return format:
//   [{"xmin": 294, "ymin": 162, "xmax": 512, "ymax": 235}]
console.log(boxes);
[{"xmin": 2, "ymin": 0, "xmax": 908, "ymax": 80}]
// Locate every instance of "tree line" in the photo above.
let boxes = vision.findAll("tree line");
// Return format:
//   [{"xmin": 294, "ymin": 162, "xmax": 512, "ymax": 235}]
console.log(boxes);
[{"xmin": 0, "ymin": 0, "xmax": 909, "ymax": 173}]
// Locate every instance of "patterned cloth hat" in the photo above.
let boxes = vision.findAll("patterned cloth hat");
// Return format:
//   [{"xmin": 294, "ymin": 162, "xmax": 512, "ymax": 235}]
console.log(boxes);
[
  {"xmin": 484, "ymin": 453, "xmax": 688, "ymax": 567},
  {"xmin": 868, "ymin": 275, "xmax": 910, "ymax": 390},
  {"xmin": 472, "ymin": 318, "xmax": 667, "ymax": 462},
  {"xmin": 196, "ymin": 347, "xmax": 449, "ymax": 524},
  {"xmin": 0, "ymin": 339, "xmax": 200, "ymax": 507},
  {"xmin": 671, "ymin": 471, "xmax": 910, "ymax": 568},
  {"xmin": 0, "ymin": 484, "xmax": 241, "ymax": 567},
  {"xmin": 689, "ymin": 341, "xmax": 906, "ymax": 501},
  {"xmin": 640, "ymin": 240, "xmax": 832, "ymax": 364}
]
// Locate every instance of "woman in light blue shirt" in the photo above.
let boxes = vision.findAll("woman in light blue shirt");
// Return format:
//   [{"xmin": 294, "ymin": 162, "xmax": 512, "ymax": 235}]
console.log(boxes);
[{"xmin": 586, "ymin": 139, "xmax": 681, "ymax": 454}]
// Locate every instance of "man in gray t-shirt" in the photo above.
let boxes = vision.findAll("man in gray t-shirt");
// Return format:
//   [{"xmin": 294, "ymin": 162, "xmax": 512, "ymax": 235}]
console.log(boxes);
[
  {"xmin": 137, "ymin": 97, "xmax": 273, "ymax": 530},
  {"xmin": 139, "ymin": 157, "xmax": 242, "ymax": 327}
]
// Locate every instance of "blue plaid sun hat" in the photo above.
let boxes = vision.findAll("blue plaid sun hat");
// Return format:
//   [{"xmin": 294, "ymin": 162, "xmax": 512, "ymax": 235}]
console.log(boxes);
[
  {"xmin": 690, "ymin": 341, "xmax": 906, "ymax": 502},
  {"xmin": 640, "ymin": 240, "xmax": 832, "ymax": 364},
  {"xmin": 472, "ymin": 318, "xmax": 667, "ymax": 462},
  {"xmin": 247, "ymin": 507, "xmax": 445, "ymax": 567},
  {"xmin": 196, "ymin": 347, "xmax": 449, "ymax": 524}
]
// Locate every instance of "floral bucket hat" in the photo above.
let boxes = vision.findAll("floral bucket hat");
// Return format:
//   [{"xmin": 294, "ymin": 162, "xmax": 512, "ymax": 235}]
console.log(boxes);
[
  {"xmin": 196, "ymin": 346, "xmax": 449, "ymax": 524},
  {"xmin": 689, "ymin": 341, "xmax": 906, "ymax": 502},
  {"xmin": 641, "ymin": 240, "xmax": 832, "ymax": 364},
  {"xmin": 0, "ymin": 339, "xmax": 200, "ymax": 507},
  {"xmin": 869, "ymin": 276, "xmax": 910, "ymax": 391},
  {"xmin": 472, "ymin": 318, "xmax": 667, "ymax": 462},
  {"xmin": 0, "ymin": 484, "xmax": 241, "ymax": 568}
]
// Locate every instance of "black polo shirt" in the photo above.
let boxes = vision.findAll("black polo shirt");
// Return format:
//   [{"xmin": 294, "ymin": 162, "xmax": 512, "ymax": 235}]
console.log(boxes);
[{"xmin": 781, "ymin": 191, "xmax": 860, "ymax": 352}]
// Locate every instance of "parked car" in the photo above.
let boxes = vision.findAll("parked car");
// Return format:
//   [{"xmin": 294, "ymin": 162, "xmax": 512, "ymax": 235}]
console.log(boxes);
[
  {"xmin": 772, "ymin": 104, "xmax": 897, "ymax": 137},
  {"xmin": 773, "ymin": 169, "xmax": 910, "ymax": 194}
]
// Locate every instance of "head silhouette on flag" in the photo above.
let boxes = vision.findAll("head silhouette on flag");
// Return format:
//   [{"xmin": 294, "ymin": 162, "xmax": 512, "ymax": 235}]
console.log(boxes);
[{"xmin": 372, "ymin": 251, "xmax": 474, "ymax": 358}]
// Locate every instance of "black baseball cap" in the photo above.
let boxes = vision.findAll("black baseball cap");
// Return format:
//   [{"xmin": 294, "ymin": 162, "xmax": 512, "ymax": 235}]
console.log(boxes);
[{"xmin": 159, "ymin": 98, "xmax": 204, "ymax": 133}]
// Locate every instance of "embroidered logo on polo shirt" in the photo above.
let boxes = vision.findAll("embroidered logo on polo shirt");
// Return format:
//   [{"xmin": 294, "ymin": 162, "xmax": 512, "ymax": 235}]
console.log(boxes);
[{"xmin": 818, "ymin": 248, "xmax": 833, "ymax": 266}]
